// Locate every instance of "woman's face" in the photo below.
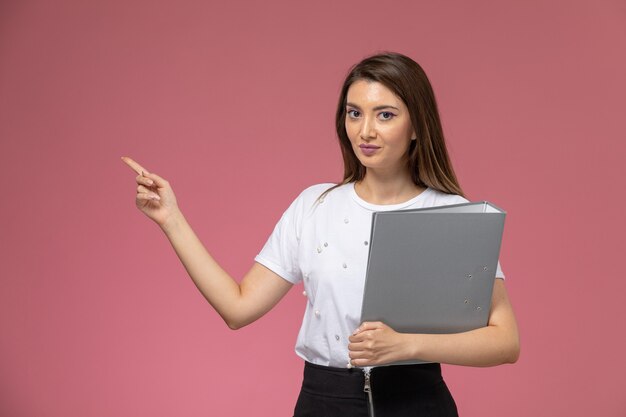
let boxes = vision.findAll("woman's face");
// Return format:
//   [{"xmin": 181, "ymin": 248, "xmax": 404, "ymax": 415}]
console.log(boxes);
[{"xmin": 345, "ymin": 80, "xmax": 416, "ymax": 175}]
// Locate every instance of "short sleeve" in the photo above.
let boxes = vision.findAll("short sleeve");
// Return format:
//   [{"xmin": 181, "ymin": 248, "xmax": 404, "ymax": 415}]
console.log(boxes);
[
  {"xmin": 254, "ymin": 189, "xmax": 312, "ymax": 284},
  {"xmin": 495, "ymin": 261, "xmax": 505, "ymax": 279}
]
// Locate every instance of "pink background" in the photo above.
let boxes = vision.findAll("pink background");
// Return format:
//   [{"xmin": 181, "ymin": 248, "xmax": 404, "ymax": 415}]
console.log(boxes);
[{"xmin": 1, "ymin": 1, "xmax": 625, "ymax": 416}]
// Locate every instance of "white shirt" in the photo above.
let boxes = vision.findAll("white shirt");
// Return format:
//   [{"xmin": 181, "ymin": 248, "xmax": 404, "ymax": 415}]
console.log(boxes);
[{"xmin": 255, "ymin": 183, "xmax": 504, "ymax": 368}]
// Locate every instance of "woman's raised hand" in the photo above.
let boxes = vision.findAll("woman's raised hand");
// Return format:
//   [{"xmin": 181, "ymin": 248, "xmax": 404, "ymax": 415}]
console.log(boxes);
[
  {"xmin": 121, "ymin": 157, "xmax": 293, "ymax": 331},
  {"xmin": 121, "ymin": 156, "xmax": 180, "ymax": 228}
]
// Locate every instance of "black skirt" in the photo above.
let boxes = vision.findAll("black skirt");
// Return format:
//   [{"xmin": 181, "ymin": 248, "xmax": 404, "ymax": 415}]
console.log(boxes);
[{"xmin": 293, "ymin": 361, "xmax": 458, "ymax": 417}]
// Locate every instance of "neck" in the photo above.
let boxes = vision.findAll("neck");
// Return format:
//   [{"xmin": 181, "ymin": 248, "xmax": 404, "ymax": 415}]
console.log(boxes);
[{"xmin": 355, "ymin": 168, "xmax": 425, "ymax": 205}]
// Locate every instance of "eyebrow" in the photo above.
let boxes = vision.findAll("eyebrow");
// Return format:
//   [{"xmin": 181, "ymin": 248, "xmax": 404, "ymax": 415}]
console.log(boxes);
[{"xmin": 346, "ymin": 102, "xmax": 400, "ymax": 111}]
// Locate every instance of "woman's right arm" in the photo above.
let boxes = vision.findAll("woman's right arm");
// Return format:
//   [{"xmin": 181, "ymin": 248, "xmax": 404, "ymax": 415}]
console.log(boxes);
[{"xmin": 121, "ymin": 157, "xmax": 293, "ymax": 330}]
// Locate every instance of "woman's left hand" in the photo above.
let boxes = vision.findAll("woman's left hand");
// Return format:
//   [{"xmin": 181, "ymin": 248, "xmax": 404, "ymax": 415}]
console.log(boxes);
[{"xmin": 348, "ymin": 321, "xmax": 410, "ymax": 366}]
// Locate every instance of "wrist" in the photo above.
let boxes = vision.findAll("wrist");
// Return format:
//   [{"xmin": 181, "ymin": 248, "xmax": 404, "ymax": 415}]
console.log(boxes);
[
  {"xmin": 403, "ymin": 333, "xmax": 423, "ymax": 362},
  {"xmin": 160, "ymin": 209, "xmax": 186, "ymax": 235}
]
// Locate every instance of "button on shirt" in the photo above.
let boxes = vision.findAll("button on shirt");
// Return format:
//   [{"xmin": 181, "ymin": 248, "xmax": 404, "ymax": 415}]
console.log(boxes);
[{"xmin": 255, "ymin": 183, "xmax": 504, "ymax": 368}]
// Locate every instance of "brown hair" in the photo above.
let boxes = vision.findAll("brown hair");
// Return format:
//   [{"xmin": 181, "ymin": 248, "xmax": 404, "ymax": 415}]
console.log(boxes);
[{"xmin": 326, "ymin": 52, "xmax": 463, "ymax": 197}]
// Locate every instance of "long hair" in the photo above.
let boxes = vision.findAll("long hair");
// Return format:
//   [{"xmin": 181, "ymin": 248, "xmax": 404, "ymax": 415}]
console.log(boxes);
[{"xmin": 328, "ymin": 52, "xmax": 463, "ymax": 197}]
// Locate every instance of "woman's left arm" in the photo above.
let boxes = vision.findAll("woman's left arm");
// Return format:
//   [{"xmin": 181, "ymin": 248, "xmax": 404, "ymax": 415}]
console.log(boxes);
[{"xmin": 348, "ymin": 279, "xmax": 520, "ymax": 367}]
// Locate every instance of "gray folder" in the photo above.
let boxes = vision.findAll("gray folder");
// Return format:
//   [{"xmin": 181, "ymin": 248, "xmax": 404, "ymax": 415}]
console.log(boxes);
[{"xmin": 360, "ymin": 201, "xmax": 506, "ymax": 365}]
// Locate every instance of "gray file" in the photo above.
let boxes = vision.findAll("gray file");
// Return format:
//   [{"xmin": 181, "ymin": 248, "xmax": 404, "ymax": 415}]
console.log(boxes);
[{"xmin": 360, "ymin": 201, "xmax": 506, "ymax": 365}]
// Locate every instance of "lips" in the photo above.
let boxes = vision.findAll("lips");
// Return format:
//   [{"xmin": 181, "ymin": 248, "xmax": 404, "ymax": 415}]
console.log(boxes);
[{"xmin": 359, "ymin": 144, "xmax": 380, "ymax": 156}]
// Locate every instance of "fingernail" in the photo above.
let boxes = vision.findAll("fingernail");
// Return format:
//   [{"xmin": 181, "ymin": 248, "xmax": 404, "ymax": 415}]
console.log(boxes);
[
  {"xmin": 146, "ymin": 179, "xmax": 154, "ymax": 185},
  {"xmin": 150, "ymin": 194, "xmax": 160, "ymax": 200}
]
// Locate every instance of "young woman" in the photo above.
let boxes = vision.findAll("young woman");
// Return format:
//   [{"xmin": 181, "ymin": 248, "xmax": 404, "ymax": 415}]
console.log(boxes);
[{"xmin": 123, "ymin": 52, "xmax": 519, "ymax": 417}]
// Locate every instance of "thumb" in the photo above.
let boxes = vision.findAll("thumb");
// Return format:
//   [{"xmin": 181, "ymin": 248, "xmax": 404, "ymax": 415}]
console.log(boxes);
[{"xmin": 143, "ymin": 171, "xmax": 169, "ymax": 188}]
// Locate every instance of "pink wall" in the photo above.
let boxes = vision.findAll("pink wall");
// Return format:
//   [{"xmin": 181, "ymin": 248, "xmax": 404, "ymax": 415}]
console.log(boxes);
[{"xmin": 1, "ymin": 0, "xmax": 625, "ymax": 416}]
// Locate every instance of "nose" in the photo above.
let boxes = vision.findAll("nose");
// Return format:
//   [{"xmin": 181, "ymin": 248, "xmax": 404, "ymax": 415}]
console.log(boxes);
[{"xmin": 359, "ymin": 116, "xmax": 376, "ymax": 140}]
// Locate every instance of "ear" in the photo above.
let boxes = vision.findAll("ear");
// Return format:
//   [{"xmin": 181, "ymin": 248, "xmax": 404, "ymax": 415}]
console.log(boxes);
[{"xmin": 410, "ymin": 129, "xmax": 417, "ymax": 141}]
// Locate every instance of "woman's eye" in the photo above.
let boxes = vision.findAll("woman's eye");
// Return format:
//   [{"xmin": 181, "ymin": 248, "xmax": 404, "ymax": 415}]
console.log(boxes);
[
  {"xmin": 347, "ymin": 109, "xmax": 360, "ymax": 118},
  {"xmin": 379, "ymin": 112, "xmax": 395, "ymax": 120}
]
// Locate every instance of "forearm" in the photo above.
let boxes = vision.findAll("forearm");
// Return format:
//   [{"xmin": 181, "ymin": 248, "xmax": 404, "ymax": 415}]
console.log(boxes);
[
  {"xmin": 160, "ymin": 210, "xmax": 245, "ymax": 327},
  {"xmin": 401, "ymin": 325, "xmax": 520, "ymax": 367},
  {"xmin": 122, "ymin": 158, "xmax": 290, "ymax": 328},
  {"xmin": 350, "ymin": 280, "xmax": 520, "ymax": 367}
]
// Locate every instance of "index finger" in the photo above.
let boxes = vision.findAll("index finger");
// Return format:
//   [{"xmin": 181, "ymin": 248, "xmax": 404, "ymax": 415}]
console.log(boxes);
[
  {"xmin": 353, "ymin": 321, "xmax": 384, "ymax": 334},
  {"xmin": 121, "ymin": 156, "xmax": 149, "ymax": 175}
]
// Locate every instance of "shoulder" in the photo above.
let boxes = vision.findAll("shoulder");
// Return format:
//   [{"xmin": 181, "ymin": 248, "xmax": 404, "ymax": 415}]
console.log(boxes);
[
  {"xmin": 281, "ymin": 183, "xmax": 337, "ymax": 218},
  {"xmin": 420, "ymin": 188, "xmax": 469, "ymax": 207},
  {"xmin": 288, "ymin": 182, "xmax": 361, "ymax": 220},
  {"xmin": 291, "ymin": 183, "xmax": 337, "ymax": 206},
  {"xmin": 298, "ymin": 183, "xmax": 337, "ymax": 199}
]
